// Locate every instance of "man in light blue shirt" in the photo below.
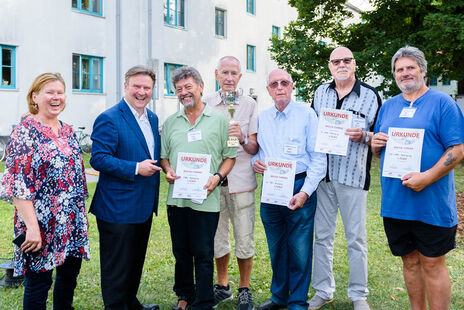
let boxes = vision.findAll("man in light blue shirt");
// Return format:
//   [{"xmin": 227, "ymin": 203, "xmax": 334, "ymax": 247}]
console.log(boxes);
[{"xmin": 253, "ymin": 69, "xmax": 326, "ymax": 310}]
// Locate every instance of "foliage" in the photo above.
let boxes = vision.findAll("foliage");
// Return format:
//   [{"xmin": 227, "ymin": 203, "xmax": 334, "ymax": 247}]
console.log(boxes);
[{"xmin": 270, "ymin": 0, "xmax": 464, "ymax": 100}]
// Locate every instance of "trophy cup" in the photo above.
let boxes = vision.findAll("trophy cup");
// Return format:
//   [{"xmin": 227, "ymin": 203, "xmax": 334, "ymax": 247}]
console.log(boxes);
[{"xmin": 222, "ymin": 90, "xmax": 242, "ymax": 147}]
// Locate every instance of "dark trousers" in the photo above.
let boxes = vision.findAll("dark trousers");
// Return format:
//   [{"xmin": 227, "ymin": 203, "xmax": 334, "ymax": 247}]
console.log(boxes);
[
  {"xmin": 167, "ymin": 206, "xmax": 219, "ymax": 310},
  {"xmin": 97, "ymin": 216, "xmax": 152, "ymax": 310},
  {"xmin": 23, "ymin": 256, "xmax": 82, "ymax": 310}
]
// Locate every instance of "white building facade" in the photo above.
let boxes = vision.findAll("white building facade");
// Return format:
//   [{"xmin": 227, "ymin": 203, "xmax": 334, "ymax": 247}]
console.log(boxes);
[{"xmin": 0, "ymin": 0, "xmax": 298, "ymax": 136}]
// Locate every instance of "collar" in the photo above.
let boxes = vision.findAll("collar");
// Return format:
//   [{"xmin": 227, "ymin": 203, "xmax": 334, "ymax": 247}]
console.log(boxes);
[
  {"xmin": 124, "ymin": 98, "xmax": 148, "ymax": 120},
  {"xmin": 176, "ymin": 102, "xmax": 213, "ymax": 118},
  {"xmin": 327, "ymin": 77, "xmax": 361, "ymax": 98},
  {"xmin": 272, "ymin": 100, "xmax": 296, "ymax": 118}
]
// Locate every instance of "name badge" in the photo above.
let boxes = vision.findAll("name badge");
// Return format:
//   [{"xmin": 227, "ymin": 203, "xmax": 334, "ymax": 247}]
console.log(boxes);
[
  {"xmin": 187, "ymin": 129, "xmax": 202, "ymax": 142},
  {"xmin": 284, "ymin": 143, "xmax": 298, "ymax": 155},
  {"xmin": 352, "ymin": 115, "xmax": 366, "ymax": 129},
  {"xmin": 400, "ymin": 108, "xmax": 416, "ymax": 118}
]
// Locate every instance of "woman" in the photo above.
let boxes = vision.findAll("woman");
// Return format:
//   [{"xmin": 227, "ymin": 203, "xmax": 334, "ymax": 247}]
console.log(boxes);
[{"xmin": 1, "ymin": 72, "xmax": 90, "ymax": 309}]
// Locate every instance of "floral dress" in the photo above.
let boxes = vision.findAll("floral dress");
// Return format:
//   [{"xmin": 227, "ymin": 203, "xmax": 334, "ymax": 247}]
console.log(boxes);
[{"xmin": 1, "ymin": 117, "xmax": 90, "ymax": 276}]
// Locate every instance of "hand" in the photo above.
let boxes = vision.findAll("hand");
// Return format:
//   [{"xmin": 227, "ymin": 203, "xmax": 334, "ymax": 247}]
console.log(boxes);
[
  {"xmin": 345, "ymin": 128, "xmax": 364, "ymax": 143},
  {"xmin": 402, "ymin": 171, "xmax": 431, "ymax": 192},
  {"xmin": 371, "ymin": 132, "xmax": 389, "ymax": 155},
  {"xmin": 253, "ymin": 160, "xmax": 267, "ymax": 174},
  {"xmin": 288, "ymin": 191, "xmax": 308, "ymax": 210},
  {"xmin": 22, "ymin": 227, "xmax": 42, "ymax": 253},
  {"xmin": 204, "ymin": 174, "xmax": 221, "ymax": 195},
  {"xmin": 138, "ymin": 159, "xmax": 162, "ymax": 176},
  {"xmin": 229, "ymin": 123, "xmax": 244, "ymax": 142},
  {"xmin": 165, "ymin": 168, "xmax": 180, "ymax": 184}
]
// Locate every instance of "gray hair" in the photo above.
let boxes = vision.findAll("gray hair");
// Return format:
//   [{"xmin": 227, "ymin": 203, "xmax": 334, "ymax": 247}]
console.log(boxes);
[
  {"xmin": 391, "ymin": 46, "xmax": 427, "ymax": 74},
  {"xmin": 266, "ymin": 69, "xmax": 293, "ymax": 85},
  {"xmin": 216, "ymin": 56, "xmax": 241, "ymax": 72},
  {"xmin": 125, "ymin": 65, "xmax": 156, "ymax": 86},
  {"xmin": 172, "ymin": 66, "xmax": 203, "ymax": 87}
]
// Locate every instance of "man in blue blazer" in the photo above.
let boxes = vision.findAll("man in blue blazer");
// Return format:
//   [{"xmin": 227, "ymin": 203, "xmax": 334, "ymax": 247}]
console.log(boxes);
[{"xmin": 90, "ymin": 65, "xmax": 162, "ymax": 310}]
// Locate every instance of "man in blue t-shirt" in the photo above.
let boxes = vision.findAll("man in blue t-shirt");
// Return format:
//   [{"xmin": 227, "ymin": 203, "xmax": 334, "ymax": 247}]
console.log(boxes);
[{"xmin": 372, "ymin": 46, "xmax": 464, "ymax": 310}]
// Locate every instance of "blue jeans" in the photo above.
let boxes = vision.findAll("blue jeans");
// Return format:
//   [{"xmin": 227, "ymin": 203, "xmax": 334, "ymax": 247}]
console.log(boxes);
[
  {"xmin": 23, "ymin": 256, "xmax": 82, "ymax": 310},
  {"xmin": 260, "ymin": 177, "xmax": 317, "ymax": 310}
]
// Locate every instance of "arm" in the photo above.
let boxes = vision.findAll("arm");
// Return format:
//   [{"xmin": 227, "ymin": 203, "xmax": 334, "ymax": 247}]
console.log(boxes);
[
  {"xmin": 229, "ymin": 124, "xmax": 258, "ymax": 155},
  {"xmin": 12, "ymin": 198, "xmax": 42, "ymax": 253},
  {"xmin": 402, "ymin": 143, "xmax": 464, "ymax": 192},
  {"xmin": 371, "ymin": 132, "xmax": 389, "ymax": 158},
  {"xmin": 160, "ymin": 158, "xmax": 180, "ymax": 184},
  {"xmin": 346, "ymin": 128, "xmax": 373, "ymax": 146},
  {"xmin": 204, "ymin": 157, "xmax": 236, "ymax": 195}
]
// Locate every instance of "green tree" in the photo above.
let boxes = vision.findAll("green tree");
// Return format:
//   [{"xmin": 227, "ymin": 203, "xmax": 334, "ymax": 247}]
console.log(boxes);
[{"xmin": 270, "ymin": 0, "xmax": 464, "ymax": 100}]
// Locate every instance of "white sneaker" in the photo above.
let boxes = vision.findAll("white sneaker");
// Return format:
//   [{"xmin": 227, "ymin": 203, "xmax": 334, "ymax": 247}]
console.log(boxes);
[
  {"xmin": 353, "ymin": 300, "xmax": 370, "ymax": 310},
  {"xmin": 307, "ymin": 295, "xmax": 333, "ymax": 309}
]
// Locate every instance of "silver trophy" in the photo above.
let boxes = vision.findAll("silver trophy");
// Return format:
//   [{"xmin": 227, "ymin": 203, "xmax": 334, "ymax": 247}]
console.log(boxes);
[{"xmin": 222, "ymin": 89, "xmax": 242, "ymax": 147}]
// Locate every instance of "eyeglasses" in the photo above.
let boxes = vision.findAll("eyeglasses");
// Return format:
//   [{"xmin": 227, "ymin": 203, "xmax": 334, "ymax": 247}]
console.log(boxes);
[
  {"xmin": 269, "ymin": 80, "xmax": 291, "ymax": 88},
  {"xmin": 329, "ymin": 57, "xmax": 354, "ymax": 66}
]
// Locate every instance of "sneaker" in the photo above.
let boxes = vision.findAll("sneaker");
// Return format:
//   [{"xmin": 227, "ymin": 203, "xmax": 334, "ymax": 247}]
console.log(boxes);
[
  {"xmin": 214, "ymin": 284, "xmax": 233, "ymax": 305},
  {"xmin": 353, "ymin": 300, "xmax": 370, "ymax": 310},
  {"xmin": 307, "ymin": 295, "xmax": 333, "ymax": 309},
  {"xmin": 237, "ymin": 287, "xmax": 254, "ymax": 310}
]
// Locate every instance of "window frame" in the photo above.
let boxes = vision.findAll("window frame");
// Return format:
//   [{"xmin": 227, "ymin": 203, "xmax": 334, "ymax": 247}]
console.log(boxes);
[
  {"xmin": 72, "ymin": 0, "xmax": 103, "ymax": 16},
  {"xmin": 429, "ymin": 77, "xmax": 438, "ymax": 86},
  {"xmin": 164, "ymin": 63, "xmax": 183, "ymax": 97},
  {"xmin": 246, "ymin": 45, "xmax": 256, "ymax": 72},
  {"xmin": 0, "ymin": 45, "xmax": 16, "ymax": 89},
  {"xmin": 246, "ymin": 0, "xmax": 255, "ymax": 15},
  {"xmin": 72, "ymin": 54, "xmax": 104, "ymax": 93},
  {"xmin": 272, "ymin": 25, "xmax": 280, "ymax": 38},
  {"xmin": 164, "ymin": 0, "xmax": 186, "ymax": 28},
  {"xmin": 215, "ymin": 8, "xmax": 226, "ymax": 38}
]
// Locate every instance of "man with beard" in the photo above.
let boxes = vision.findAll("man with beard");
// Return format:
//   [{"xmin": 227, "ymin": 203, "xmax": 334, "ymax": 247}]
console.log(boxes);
[
  {"xmin": 90, "ymin": 65, "xmax": 161, "ymax": 310},
  {"xmin": 308, "ymin": 47, "xmax": 380, "ymax": 310},
  {"xmin": 203, "ymin": 56, "xmax": 258, "ymax": 310},
  {"xmin": 253, "ymin": 69, "xmax": 326, "ymax": 310},
  {"xmin": 160, "ymin": 66, "xmax": 236, "ymax": 310},
  {"xmin": 372, "ymin": 46, "xmax": 464, "ymax": 309}
]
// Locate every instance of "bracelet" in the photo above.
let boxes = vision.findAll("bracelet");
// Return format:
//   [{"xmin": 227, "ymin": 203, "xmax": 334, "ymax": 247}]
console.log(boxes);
[{"xmin": 214, "ymin": 172, "xmax": 224, "ymax": 185}]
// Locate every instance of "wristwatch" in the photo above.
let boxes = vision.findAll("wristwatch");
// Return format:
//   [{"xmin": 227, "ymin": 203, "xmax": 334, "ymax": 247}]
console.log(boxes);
[
  {"xmin": 364, "ymin": 131, "xmax": 370, "ymax": 143},
  {"xmin": 214, "ymin": 172, "xmax": 225, "ymax": 185}
]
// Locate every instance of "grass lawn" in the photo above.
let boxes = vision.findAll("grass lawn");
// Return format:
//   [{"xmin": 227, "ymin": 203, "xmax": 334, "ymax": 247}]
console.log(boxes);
[{"xmin": 0, "ymin": 157, "xmax": 463, "ymax": 309}]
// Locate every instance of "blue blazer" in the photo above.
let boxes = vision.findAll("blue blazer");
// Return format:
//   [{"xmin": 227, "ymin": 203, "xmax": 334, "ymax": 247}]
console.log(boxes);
[{"xmin": 89, "ymin": 99, "xmax": 161, "ymax": 224}]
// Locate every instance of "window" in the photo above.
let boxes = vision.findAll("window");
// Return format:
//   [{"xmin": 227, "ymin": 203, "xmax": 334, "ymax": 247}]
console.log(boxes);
[
  {"xmin": 429, "ymin": 77, "xmax": 437, "ymax": 86},
  {"xmin": 215, "ymin": 8, "xmax": 226, "ymax": 37},
  {"xmin": 296, "ymin": 87, "xmax": 306, "ymax": 102},
  {"xmin": 215, "ymin": 80, "xmax": 220, "ymax": 91},
  {"xmin": 442, "ymin": 78, "xmax": 451, "ymax": 86},
  {"xmin": 272, "ymin": 26, "xmax": 280, "ymax": 38},
  {"xmin": 319, "ymin": 40, "xmax": 326, "ymax": 46},
  {"xmin": 72, "ymin": 54, "xmax": 103, "ymax": 92},
  {"xmin": 164, "ymin": 63, "xmax": 183, "ymax": 96},
  {"xmin": 164, "ymin": 0, "xmax": 185, "ymax": 28},
  {"xmin": 247, "ymin": 45, "xmax": 256, "ymax": 72},
  {"xmin": 246, "ymin": 0, "xmax": 255, "ymax": 15},
  {"xmin": 72, "ymin": 0, "xmax": 102, "ymax": 15},
  {"xmin": 0, "ymin": 45, "xmax": 15, "ymax": 89}
]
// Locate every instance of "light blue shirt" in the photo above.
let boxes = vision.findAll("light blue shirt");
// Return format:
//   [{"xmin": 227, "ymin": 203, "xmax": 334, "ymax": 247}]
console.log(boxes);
[{"xmin": 253, "ymin": 100, "xmax": 326, "ymax": 196}]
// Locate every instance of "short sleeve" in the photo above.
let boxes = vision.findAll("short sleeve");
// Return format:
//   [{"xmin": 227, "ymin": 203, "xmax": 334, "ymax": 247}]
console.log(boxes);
[{"xmin": 439, "ymin": 99, "xmax": 464, "ymax": 148}]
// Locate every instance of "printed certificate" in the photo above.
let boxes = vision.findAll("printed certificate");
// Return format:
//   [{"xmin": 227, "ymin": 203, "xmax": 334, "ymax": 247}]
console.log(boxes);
[
  {"xmin": 261, "ymin": 158, "xmax": 296, "ymax": 206},
  {"xmin": 315, "ymin": 108, "xmax": 352, "ymax": 156},
  {"xmin": 382, "ymin": 127, "xmax": 424, "ymax": 179},
  {"xmin": 173, "ymin": 152, "xmax": 211, "ymax": 200}
]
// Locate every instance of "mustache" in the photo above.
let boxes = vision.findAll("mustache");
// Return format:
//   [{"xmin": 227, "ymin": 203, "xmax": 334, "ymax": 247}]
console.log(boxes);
[{"xmin": 180, "ymin": 94, "xmax": 193, "ymax": 101}]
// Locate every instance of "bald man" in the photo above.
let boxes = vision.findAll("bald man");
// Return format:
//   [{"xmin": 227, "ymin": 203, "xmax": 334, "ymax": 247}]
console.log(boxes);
[{"xmin": 308, "ymin": 47, "xmax": 381, "ymax": 310}]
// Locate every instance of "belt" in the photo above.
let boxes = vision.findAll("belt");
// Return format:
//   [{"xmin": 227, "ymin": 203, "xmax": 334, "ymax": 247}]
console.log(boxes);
[{"xmin": 295, "ymin": 171, "xmax": 307, "ymax": 181}]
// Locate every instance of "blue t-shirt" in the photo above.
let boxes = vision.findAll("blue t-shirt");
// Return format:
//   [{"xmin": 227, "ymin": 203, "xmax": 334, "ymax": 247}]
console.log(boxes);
[{"xmin": 374, "ymin": 88, "xmax": 464, "ymax": 227}]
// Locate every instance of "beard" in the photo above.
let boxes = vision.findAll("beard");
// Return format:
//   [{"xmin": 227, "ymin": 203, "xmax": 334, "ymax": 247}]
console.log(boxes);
[
  {"xmin": 396, "ymin": 77, "xmax": 423, "ymax": 94},
  {"xmin": 179, "ymin": 94, "xmax": 195, "ymax": 108}
]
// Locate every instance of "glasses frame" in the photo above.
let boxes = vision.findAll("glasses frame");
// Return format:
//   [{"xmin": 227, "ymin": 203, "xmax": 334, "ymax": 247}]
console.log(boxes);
[
  {"xmin": 329, "ymin": 57, "xmax": 354, "ymax": 66},
  {"xmin": 268, "ymin": 80, "xmax": 291, "ymax": 89}
]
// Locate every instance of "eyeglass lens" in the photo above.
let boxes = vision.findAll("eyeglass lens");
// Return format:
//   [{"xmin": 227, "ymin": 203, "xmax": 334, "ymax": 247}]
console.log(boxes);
[
  {"xmin": 269, "ymin": 80, "xmax": 290, "ymax": 88},
  {"xmin": 330, "ymin": 57, "xmax": 354, "ymax": 66}
]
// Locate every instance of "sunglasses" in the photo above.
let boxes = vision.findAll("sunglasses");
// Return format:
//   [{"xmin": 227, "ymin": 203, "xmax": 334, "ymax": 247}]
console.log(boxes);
[
  {"xmin": 329, "ymin": 57, "xmax": 354, "ymax": 66},
  {"xmin": 269, "ymin": 80, "xmax": 291, "ymax": 88}
]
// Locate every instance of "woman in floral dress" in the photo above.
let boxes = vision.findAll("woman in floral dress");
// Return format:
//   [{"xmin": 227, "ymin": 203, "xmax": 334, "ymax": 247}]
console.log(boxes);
[{"xmin": 1, "ymin": 72, "xmax": 90, "ymax": 309}]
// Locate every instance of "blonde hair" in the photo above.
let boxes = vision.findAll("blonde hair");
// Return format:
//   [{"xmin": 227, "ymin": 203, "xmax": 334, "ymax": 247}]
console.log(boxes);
[{"xmin": 27, "ymin": 72, "xmax": 66, "ymax": 115}]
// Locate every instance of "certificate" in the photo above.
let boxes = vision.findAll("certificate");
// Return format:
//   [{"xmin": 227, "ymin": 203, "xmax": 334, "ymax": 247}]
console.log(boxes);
[
  {"xmin": 172, "ymin": 152, "xmax": 211, "ymax": 200},
  {"xmin": 315, "ymin": 108, "xmax": 352, "ymax": 156},
  {"xmin": 382, "ymin": 127, "xmax": 424, "ymax": 179},
  {"xmin": 261, "ymin": 158, "xmax": 296, "ymax": 206}
]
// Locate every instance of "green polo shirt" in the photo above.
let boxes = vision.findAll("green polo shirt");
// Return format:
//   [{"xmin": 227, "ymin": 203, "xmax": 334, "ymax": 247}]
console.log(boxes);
[{"xmin": 161, "ymin": 104, "xmax": 237, "ymax": 212}]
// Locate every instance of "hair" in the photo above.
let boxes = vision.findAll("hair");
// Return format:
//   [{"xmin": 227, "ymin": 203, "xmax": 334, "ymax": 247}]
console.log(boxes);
[
  {"xmin": 26, "ymin": 72, "xmax": 66, "ymax": 115},
  {"xmin": 266, "ymin": 69, "xmax": 293, "ymax": 85},
  {"xmin": 391, "ymin": 45, "xmax": 427, "ymax": 74},
  {"xmin": 124, "ymin": 65, "xmax": 156, "ymax": 86},
  {"xmin": 171, "ymin": 66, "xmax": 203, "ymax": 88},
  {"xmin": 216, "ymin": 56, "xmax": 241, "ymax": 72}
]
